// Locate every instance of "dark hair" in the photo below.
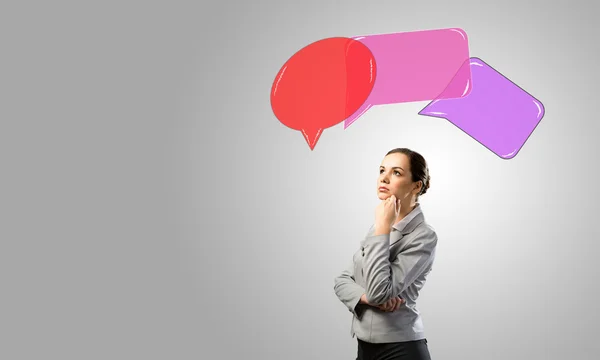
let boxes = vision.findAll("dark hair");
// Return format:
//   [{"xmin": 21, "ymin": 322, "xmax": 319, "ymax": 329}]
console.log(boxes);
[{"xmin": 385, "ymin": 148, "xmax": 431, "ymax": 198}]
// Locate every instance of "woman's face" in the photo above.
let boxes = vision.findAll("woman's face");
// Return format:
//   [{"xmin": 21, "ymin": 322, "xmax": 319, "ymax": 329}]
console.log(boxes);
[{"xmin": 376, "ymin": 153, "xmax": 420, "ymax": 202}]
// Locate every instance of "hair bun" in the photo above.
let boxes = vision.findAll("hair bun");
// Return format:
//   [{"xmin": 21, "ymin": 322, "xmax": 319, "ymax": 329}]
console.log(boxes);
[{"xmin": 421, "ymin": 174, "xmax": 431, "ymax": 195}]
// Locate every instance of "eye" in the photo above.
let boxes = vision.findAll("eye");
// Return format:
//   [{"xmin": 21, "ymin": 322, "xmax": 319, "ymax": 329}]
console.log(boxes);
[
  {"xmin": 394, "ymin": 171, "xmax": 401, "ymax": 176},
  {"xmin": 379, "ymin": 169, "xmax": 384, "ymax": 174}
]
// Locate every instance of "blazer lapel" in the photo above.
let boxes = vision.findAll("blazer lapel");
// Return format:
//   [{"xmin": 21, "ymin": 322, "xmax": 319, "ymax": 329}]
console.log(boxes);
[{"xmin": 389, "ymin": 212, "xmax": 425, "ymax": 246}]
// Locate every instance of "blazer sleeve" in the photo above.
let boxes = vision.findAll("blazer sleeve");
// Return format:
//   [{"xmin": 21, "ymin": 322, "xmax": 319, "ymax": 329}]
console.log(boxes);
[
  {"xmin": 333, "ymin": 258, "xmax": 367, "ymax": 319},
  {"xmin": 360, "ymin": 226, "xmax": 437, "ymax": 305}
]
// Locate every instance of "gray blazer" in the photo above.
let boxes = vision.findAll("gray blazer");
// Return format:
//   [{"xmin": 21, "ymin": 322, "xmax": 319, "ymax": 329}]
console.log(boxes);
[{"xmin": 334, "ymin": 206, "xmax": 438, "ymax": 343}]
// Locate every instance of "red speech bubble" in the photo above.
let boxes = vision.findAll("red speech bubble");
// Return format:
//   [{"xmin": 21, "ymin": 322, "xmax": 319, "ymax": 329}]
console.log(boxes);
[{"xmin": 270, "ymin": 37, "xmax": 376, "ymax": 150}]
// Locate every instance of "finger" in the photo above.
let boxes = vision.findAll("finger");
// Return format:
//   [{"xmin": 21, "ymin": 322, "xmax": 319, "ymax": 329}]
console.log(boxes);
[
  {"xmin": 393, "ymin": 297, "xmax": 400, "ymax": 310},
  {"xmin": 394, "ymin": 298, "xmax": 403, "ymax": 311}
]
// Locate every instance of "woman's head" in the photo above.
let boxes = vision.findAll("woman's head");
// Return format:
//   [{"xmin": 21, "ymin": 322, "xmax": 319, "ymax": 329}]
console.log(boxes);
[{"xmin": 377, "ymin": 148, "xmax": 430, "ymax": 203}]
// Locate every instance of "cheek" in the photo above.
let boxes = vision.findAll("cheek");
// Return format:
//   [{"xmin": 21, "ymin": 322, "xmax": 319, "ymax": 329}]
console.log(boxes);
[{"xmin": 391, "ymin": 179, "xmax": 409, "ymax": 192}]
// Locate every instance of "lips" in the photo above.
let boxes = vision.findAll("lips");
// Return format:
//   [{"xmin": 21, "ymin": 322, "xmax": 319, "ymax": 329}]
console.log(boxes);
[{"xmin": 378, "ymin": 187, "xmax": 389, "ymax": 192}]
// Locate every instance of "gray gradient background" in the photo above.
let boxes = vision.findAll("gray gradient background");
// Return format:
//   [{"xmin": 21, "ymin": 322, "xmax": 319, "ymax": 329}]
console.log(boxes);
[{"xmin": 2, "ymin": 0, "xmax": 599, "ymax": 359}]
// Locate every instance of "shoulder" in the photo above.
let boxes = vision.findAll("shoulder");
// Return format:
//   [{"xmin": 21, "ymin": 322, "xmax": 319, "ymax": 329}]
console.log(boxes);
[{"xmin": 411, "ymin": 221, "xmax": 438, "ymax": 247}]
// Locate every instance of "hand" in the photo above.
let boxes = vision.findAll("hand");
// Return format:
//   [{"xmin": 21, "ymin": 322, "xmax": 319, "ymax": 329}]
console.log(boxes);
[
  {"xmin": 375, "ymin": 195, "xmax": 401, "ymax": 232},
  {"xmin": 360, "ymin": 294, "xmax": 405, "ymax": 312},
  {"xmin": 360, "ymin": 293, "xmax": 371, "ymax": 305},
  {"xmin": 376, "ymin": 297, "xmax": 405, "ymax": 312}
]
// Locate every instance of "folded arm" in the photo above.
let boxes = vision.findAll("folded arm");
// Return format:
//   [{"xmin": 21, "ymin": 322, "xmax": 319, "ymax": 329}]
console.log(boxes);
[
  {"xmin": 333, "ymin": 260, "xmax": 368, "ymax": 318},
  {"xmin": 361, "ymin": 227, "xmax": 437, "ymax": 305}
]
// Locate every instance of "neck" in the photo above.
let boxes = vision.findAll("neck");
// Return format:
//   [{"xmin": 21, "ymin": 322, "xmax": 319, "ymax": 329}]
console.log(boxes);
[{"xmin": 395, "ymin": 201, "xmax": 417, "ymax": 223}]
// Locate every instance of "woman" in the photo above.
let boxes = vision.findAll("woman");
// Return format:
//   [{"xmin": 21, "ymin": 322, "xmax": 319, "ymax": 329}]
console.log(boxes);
[{"xmin": 334, "ymin": 148, "xmax": 437, "ymax": 360}]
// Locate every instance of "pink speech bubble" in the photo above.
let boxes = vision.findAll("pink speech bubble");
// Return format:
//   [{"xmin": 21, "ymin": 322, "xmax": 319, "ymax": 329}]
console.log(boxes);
[{"xmin": 344, "ymin": 28, "xmax": 472, "ymax": 129}]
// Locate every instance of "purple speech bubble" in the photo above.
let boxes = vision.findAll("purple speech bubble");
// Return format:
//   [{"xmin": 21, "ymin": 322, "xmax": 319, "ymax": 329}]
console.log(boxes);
[
  {"xmin": 419, "ymin": 57, "xmax": 545, "ymax": 159},
  {"xmin": 343, "ymin": 28, "xmax": 472, "ymax": 129}
]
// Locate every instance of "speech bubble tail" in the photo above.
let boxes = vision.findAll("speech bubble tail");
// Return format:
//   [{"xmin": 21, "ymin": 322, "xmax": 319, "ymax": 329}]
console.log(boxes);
[
  {"xmin": 301, "ymin": 128, "xmax": 323, "ymax": 150},
  {"xmin": 344, "ymin": 103, "xmax": 372, "ymax": 129},
  {"xmin": 344, "ymin": 116, "xmax": 357, "ymax": 129},
  {"xmin": 343, "ymin": 115, "xmax": 358, "ymax": 129},
  {"xmin": 418, "ymin": 100, "xmax": 447, "ymax": 119}
]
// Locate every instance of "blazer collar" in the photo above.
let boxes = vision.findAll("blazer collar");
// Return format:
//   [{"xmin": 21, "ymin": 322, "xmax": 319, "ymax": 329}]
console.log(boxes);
[
  {"xmin": 392, "ymin": 203, "xmax": 424, "ymax": 235},
  {"xmin": 366, "ymin": 204, "xmax": 426, "ymax": 242}
]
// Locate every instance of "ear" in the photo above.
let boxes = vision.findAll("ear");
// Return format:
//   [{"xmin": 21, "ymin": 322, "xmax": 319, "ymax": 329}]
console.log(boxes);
[{"xmin": 414, "ymin": 180, "xmax": 423, "ymax": 194}]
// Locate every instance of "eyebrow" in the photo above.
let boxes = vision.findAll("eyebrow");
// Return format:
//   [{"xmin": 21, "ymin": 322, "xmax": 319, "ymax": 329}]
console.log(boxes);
[{"xmin": 380, "ymin": 166, "xmax": 404, "ymax": 171}]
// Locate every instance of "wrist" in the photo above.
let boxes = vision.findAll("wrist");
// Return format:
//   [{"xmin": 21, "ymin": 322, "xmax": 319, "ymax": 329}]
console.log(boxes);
[
  {"xmin": 374, "ymin": 222, "xmax": 392, "ymax": 235},
  {"xmin": 360, "ymin": 294, "xmax": 369, "ymax": 305}
]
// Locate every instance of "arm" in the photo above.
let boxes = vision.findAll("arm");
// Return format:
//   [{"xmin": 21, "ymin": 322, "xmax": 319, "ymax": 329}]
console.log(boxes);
[
  {"xmin": 361, "ymin": 227, "xmax": 437, "ymax": 305},
  {"xmin": 333, "ymin": 225, "xmax": 377, "ymax": 317},
  {"xmin": 333, "ymin": 260, "xmax": 368, "ymax": 319}
]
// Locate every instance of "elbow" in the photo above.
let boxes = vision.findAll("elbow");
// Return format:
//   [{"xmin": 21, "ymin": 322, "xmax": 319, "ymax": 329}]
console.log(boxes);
[{"xmin": 333, "ymin": 276, "xmax": 346, "ymax": 293}]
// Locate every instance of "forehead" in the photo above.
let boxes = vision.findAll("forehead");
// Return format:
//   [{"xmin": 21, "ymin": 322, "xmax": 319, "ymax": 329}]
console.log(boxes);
[{"xmin": 380, "ymin": 153, "xmax": 410, "ymax": 169}]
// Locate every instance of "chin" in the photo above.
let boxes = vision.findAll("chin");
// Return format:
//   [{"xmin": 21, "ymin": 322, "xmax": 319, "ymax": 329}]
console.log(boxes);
[{"xmin": 377, "ymin": 192, "xmax": 390, "ymax": 200}]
